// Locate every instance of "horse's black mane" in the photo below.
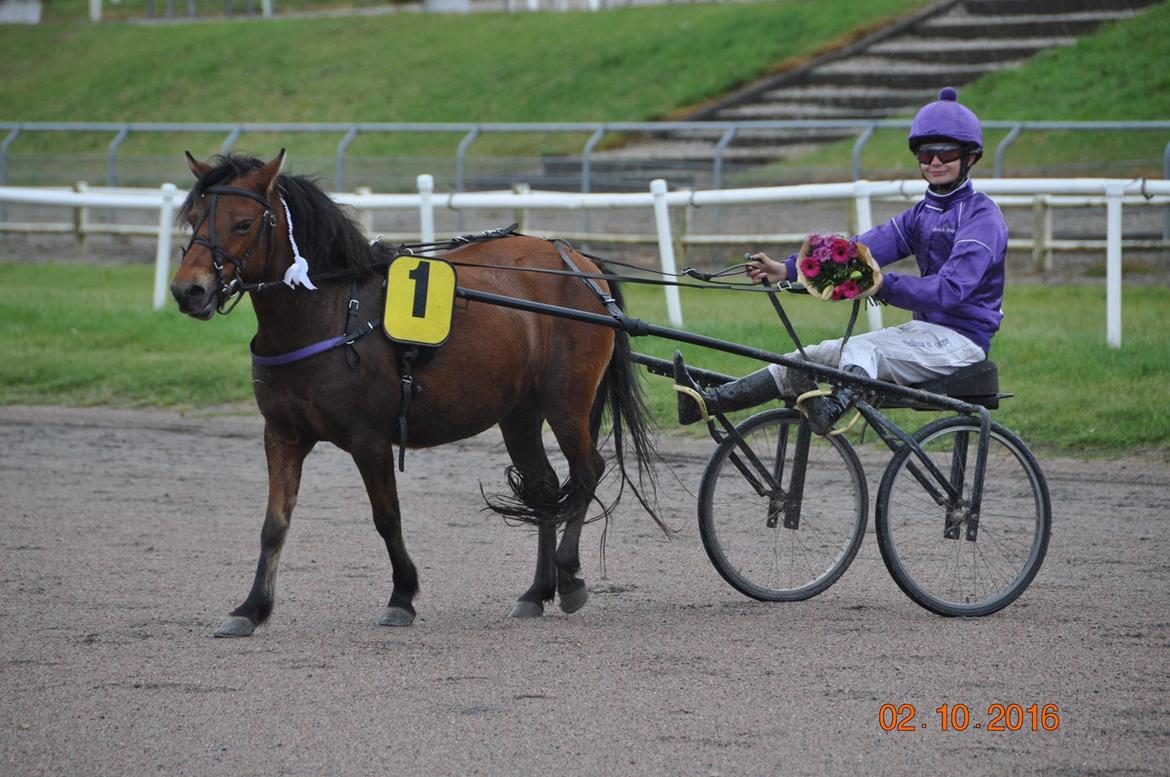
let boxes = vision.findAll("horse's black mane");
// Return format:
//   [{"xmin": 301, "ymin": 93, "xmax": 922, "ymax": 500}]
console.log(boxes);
[{"xmin": 181, "ymin": 153, "xmax": 392, "ymax": 277}]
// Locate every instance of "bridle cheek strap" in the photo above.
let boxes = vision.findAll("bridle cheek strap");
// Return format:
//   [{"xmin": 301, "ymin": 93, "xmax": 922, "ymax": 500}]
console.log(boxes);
[{"xmin": 183, "ymin": 186, "xmax": 278, "ymax": 311}]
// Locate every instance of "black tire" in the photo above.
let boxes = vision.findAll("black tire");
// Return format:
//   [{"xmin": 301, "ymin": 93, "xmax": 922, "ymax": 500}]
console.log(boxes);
[
  {"xmin": 698, "ymin": 409, "xmax": 868, "ymax": 601},
  {"xmin": 875, "ymin": 416, "xmax": 1051, "ymax": 617}
]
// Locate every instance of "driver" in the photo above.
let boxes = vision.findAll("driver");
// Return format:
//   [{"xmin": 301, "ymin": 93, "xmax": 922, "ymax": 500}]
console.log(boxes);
[{"xmin": 675, "ymin": 87, "xmax": 1008, "ymax": 435}]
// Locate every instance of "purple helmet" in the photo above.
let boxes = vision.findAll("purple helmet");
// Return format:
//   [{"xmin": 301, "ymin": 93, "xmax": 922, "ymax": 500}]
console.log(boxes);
[{"xmin": 908, "ymin": 87, "xmax": 983, "ymax": 151}]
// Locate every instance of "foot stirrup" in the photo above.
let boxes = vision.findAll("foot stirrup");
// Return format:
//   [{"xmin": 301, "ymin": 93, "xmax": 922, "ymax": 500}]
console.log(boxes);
[
  {"xmin": 795, "ymin": 388, "xmax": 862, "ymax": 436},
  {"xmin": 673, "ymin": 382, "xmax": 711, "ymax": 423}
]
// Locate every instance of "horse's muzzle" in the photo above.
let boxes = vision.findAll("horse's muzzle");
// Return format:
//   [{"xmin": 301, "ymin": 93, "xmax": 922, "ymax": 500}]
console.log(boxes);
[{"xmin": 171, "ymin": 277, "xmax": 219, "ymax": 320}]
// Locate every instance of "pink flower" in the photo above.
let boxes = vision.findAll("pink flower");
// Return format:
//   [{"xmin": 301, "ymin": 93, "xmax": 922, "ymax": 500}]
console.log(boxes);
[
  {"xmin": 812, "ymin": 246, "xmax": 832, "ymax": 263},
  {"xmin": 838, "ymin": 279, "xmax": 861, "ymax": 299},
  {"xmin": 830, "ymin": 238, "xmax": 851, "ymax": 264},
  {"xmin": 830, "ymin": 286, "xmax": 846, "ymax": 301},
  {"xmin": 799, "ymin": 256, "xmax": 821, "ymax": 278}
]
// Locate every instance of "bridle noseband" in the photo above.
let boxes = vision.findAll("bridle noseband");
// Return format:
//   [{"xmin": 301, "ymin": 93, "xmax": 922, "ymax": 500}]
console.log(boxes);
[{"xmin": 183, "ymin": 185, "xmax": 279, "ymax": 313}]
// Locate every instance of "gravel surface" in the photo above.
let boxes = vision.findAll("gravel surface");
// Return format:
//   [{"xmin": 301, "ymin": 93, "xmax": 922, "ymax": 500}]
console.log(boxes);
[{"xmin": 2, "ymin": 404, "xmax": 1168, "ymax": 776}]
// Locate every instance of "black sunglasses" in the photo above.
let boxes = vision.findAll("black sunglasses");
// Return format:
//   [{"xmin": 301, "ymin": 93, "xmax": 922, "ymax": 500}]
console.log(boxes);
[{"xmin": 915, "ymin": 145, "xmax": 964, "ymax": 165}]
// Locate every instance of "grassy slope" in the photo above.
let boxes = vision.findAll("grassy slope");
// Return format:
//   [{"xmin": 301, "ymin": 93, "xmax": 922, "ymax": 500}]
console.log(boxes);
[
  {"xmin": 1, "ymin": 263, "xmax": 1166, "ymax": 453},
  {"xmin": 784, "ymin": 1, "xmax": 1170, "ymax": 179},
  {"xmin": 1, "ymin": 0, "xmax": 930, "ymax": 158}
]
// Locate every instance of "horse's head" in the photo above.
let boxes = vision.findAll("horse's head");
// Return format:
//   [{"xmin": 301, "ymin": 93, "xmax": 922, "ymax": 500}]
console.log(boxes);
[{"xmin": 170, "ymin": 150, "xmax": 287, "ymax": 319}]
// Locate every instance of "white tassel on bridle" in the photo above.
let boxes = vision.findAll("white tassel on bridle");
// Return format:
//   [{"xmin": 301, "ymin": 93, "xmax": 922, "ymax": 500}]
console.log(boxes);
[{"xmin": 279, "ymin": 196, "xmax": 318, "ymax": 290}]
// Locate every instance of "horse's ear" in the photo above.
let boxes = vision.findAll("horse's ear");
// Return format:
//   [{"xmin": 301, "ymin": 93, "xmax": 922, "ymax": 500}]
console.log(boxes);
[
  {"xmin": 185, "ymin": 151, "xmax": 212, "ymax": 180},
  {"xmin": 256, "ymin": 149, "xmax": 286, "ymax": 194}
]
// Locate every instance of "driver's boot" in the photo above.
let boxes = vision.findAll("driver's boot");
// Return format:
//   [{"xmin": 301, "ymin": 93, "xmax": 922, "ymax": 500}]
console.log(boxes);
[
  {"xmin": 802, "ymin": 364, "xmax": 870, "ymax": 435},
  {"xmin": 674, "ymin": 351, "xmax": 781, "ymax": 425}
]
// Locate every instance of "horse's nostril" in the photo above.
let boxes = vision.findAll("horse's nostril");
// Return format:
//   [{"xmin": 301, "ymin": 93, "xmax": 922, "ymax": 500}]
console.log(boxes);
[{"xmin": 171, "ymin": 281, "xmax": 209, "ymax": 306}]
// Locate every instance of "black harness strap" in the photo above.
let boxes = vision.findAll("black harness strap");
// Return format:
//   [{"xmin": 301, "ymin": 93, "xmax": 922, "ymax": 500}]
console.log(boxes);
[
  {"xmin": 396, "ymin": 345, "xmax": 420, "ymax": 473},
  {"xmin": 343, "ymin": 281, "xmax": 363, "ymax": 369},
  {"xmin": 552, "ymin": 239, "xmax": 624, "ymax": 320}
]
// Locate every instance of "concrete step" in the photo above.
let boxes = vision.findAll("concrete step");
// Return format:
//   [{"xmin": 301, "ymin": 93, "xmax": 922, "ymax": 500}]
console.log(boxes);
[
  {"xmin": 668, "ymin": 126, "xmax": 861, "ymax": 147},
  {"xmin": 868, "ymin": 36, "xmax": 1079, "ymax": 63},
  {"xmin": 918, "ymin": 8, "xmax": 1147, "ymax": 37},
  {"xmin": 754, "ymin": 86, "xmax": 940, "ymax": 110},
  {"xmin": 712, "ymin": 103, "xmax": 905, "ymax": 121},
  {"xmin": 961, "ymin": 0, "xmax": 1161, "ymax": 16},
  {"xmin": 595, "ymin": 138, "xmax": 811, "ymax": 162},
  {"xmin": 803, "ymin": 56, "xmax": 1021, "ymax": 88}
]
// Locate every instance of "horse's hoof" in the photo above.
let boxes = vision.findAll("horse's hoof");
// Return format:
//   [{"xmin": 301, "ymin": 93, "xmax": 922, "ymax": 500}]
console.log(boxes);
[
  {"xmin": 377, "ymin": 606, "xmax": 415, "ymax": 627},
  {"xmin": 559, "ymin": 585, "xmax": 589, "ymax": 614},
  {"xmin": 214, "ymin": 616, "xmax": 256, "ymax": 638},
  {"xmin": 510, "ymin": 600, "xmax": 544, "ymax": 618}
]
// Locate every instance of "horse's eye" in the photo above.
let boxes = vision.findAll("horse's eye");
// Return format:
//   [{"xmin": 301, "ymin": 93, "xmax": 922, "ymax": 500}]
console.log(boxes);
[{"xmin": 234, "ymin": 220, "xmax": 253, "ymax": 233}]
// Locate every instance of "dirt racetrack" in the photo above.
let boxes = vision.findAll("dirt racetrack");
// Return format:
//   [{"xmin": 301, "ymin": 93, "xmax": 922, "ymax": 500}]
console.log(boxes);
[{"xmin": 2, "ymin": 404, "xmax": 1168, "ymax": 777}]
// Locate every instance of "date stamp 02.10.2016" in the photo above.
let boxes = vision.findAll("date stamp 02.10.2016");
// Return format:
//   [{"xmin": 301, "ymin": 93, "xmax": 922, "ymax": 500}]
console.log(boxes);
[{"xmin": 879, "ymin": 703, "xmax": 1062, "ymax": 733}]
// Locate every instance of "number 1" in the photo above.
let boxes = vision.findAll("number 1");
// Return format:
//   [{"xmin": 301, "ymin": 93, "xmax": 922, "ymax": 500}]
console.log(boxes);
[{"xmin": 408, "ymin": 261, "xmax": 430, "ymax": 318}]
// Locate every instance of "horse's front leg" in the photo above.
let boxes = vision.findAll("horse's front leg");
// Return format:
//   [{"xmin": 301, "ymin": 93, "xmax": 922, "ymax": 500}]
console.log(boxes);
[
  {"xmin": 215, "ymin": 425, "xmax": 314, "ymax": 638},
  {"xmin": 352, "ymin": 442, "xmax": 418, "ymax": 626}
]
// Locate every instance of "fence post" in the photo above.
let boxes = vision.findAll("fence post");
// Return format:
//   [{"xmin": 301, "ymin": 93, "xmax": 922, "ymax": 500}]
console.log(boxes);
[
  {"xmin": 1105, "ymin": 182, "xmax": 1123, "ymax": 348},
  {"xmin": 335, "ymin": 125, "xmax": 359, "ymax": 192},
  {"xmin": 355, "ymin": 186, "xmax": 373, "ymax": 236},
  {"xmin": 417, "ymin": 174, "xmax": 435, "ymax": 244},
  {"xmin": 454, "ymin": 126, "xmax": 480, "ymax": 231},
  {"xmin": 106, "ymin": 126, "xmax": 129, "ymax": 187},
  {"xmin": 580, "ymin": 126, "xmax": 606, "ymax": 234},
  {"xmin": 511, "ymin": 181, "xmax": 530, "ymax": 233},
  {"xmin": 852, "ymin": 180, "xmax": 882, "ymax": 331},
  {"xmin": 712, "ymin": 126, "xmax": 736, "ymax": 232},
  {"xmin": 73, "ymin": 181, "xmax": 89, "ymax": 250},
  {"xmin": 1032, "ymin": 195, "xmax": 1053, "ymax": 273},
  {"xmin": 651, "ymin": 178, "xmax": 683, "ymax": 327},
  {"xmin": 994, "ymin": 124, "xmax": 1023, "ymax": 178},
  {"xmin": 153, "ymin": 183, "xmax": 178, "ymax": 311}
]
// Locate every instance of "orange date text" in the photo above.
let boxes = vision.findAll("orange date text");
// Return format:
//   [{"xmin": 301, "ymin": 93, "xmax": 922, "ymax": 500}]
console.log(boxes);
[{"xmin": 878, "ymin": 703, "xmax": 1061, "ymax": 732}]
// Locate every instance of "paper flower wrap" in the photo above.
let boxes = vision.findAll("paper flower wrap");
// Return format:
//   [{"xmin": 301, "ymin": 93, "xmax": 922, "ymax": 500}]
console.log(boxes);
[{"xmin": 795, "ymin": 234, "xmax": 882, "ymax": 302}]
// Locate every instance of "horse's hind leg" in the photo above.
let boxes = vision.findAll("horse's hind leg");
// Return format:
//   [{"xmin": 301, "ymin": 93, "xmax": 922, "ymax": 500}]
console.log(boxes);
[
  {"xmin": 551, "ymin": 440, "xmax": 604, "ymax": 615},
  {"xmin": 216, "ymin": 425, "xmax": 314, "ymax": 638},
  {"xmin": 499, "ymin": 399, "xmax": 561, "ymax": 618},
  {"xmin": 352, "ymin": 440, "xmax": 418, "ymax": 627},
  {"xmin": 546, "ymin": 401, "xmax": 607, "ymax": 615}
]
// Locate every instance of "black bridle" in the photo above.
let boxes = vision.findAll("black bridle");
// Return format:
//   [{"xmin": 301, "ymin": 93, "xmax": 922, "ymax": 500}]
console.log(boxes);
[{"xmin": 183, "ymin": 185, "xmax": 279, "ymax": 314}]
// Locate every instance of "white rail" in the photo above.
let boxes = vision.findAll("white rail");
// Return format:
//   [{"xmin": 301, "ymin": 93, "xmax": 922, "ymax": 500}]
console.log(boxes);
[{"xmin": 3, "ymin": 177, "xmax": 1169, "ymax": 347}]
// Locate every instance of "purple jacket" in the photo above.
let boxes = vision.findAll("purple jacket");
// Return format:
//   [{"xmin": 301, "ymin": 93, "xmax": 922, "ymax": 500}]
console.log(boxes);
[{"xmin": 786, "ymin": 180, "xmax": 1007, "ymax": 354}]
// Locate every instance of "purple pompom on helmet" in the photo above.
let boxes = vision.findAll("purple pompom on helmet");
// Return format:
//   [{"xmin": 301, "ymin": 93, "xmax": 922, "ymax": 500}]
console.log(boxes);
[{"xmin": 908, "ymin": 87, "xmax": 983, "ymax": 151}]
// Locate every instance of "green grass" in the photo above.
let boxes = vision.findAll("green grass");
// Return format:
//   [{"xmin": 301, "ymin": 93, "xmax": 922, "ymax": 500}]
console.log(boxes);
[
  {"xmin": 2, "ymin": 263, "xmax": 1167, "ymax": 454},
  {"xmin": 4, "ymin": 1, "xmax": 1168, "ymax": 182},
  {"xmin": 0, "ymin": 0, "xmax": 931, "ymax": 162},
  {"xmin": 0, "ymin": 264, "xmax": 258, "ymax": 406}
]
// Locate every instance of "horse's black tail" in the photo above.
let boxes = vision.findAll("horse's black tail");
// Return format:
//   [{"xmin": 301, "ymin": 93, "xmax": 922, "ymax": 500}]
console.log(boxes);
[
  {"xmin": 484, "ymin": 265, "xmax": 668, "ymax": 533},
  {"xmin": 589, "ymin": 273, "xmax": 671, "ymax": 535}
]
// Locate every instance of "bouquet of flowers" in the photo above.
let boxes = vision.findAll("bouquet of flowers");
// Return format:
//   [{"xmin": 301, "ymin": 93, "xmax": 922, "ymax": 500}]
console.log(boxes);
[{"xmin": 795, "ymin": 233, "xmax": 882, "ymax": 301}]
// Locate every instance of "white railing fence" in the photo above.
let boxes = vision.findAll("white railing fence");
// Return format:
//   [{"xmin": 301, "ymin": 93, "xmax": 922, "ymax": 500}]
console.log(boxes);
[{"xmin": 2, "ymin": 176, "xmax": 1168, "ymax": 348}]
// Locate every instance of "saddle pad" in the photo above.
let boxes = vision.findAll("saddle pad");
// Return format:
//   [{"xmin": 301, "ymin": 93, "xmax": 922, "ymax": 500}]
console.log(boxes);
[{"xmin": 384, "ymin": 255, "xmax": 457, "ymax": 347}]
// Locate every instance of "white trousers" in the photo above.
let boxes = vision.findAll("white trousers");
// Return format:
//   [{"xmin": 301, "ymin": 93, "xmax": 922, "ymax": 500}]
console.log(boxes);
[{"xmin": 767, "ymin": 320, "xmax": 986, "ymax": 393}]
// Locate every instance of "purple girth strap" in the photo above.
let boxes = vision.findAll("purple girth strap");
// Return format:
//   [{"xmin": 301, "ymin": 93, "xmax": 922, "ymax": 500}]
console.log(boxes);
[{"xmin": 249, "ymin": 322, "xmax": 378, "ymax": 367}]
